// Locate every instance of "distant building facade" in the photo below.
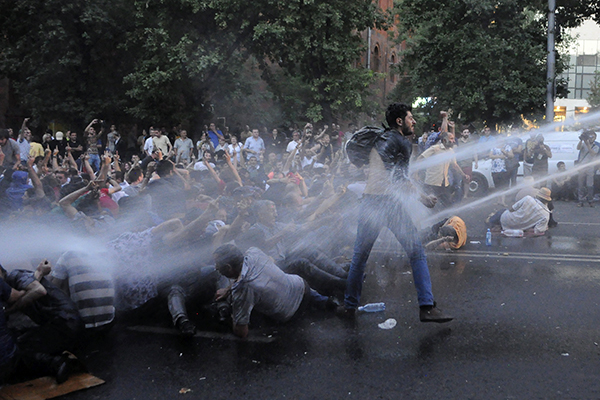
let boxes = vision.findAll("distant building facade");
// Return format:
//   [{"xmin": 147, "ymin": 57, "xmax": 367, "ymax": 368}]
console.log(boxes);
[{"xmin": 555, "ymin": 20, "xmax": 600, "ymax": 121}]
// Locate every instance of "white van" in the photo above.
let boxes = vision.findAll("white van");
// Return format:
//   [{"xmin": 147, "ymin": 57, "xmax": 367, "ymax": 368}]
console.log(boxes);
[{"xmin": 469, "ymin": 130, "xmax": 582, "ymax": 196}]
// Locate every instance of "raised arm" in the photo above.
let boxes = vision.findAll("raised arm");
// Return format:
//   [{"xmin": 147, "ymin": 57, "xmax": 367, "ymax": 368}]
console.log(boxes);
[
  {"xmin": 65, "ymin": 147, "xmax": 78, "ymax": 170},
  {"xmin": 224, "ymin": 151, "xmax": 243, "ymax": 186},
  {"xmin": 83, "ymin": 154, "xmax": 96, "ymax": 179},
  {"xmin": 85, "ymin": 119, "xmax": 98, "ymax": 134},
  {"xmin": 59, "ymin": 180, "xmax": 95, "ymax": 219},
  {"xmin": 96, "ymin": 152, "xmax": 111, "ymax": 181},
  {"xmin": 27, "ymin": 156, "xmax": 45, "ymax": 199},
  {"xmin": 20, "ymin": 117, "xmax": 30, "ymax": 137}
]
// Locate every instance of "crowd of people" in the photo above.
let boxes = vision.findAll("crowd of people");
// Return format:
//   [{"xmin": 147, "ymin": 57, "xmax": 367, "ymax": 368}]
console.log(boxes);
[{"xmin": 0, "ymin": 104, "xmax": 597, "ymax": 385}]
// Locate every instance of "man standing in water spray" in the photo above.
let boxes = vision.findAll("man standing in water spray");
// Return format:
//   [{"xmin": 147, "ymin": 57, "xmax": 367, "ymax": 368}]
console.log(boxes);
[{"xmin": 339, "ymin": 103, "xmax": 453, "ymax": 323}]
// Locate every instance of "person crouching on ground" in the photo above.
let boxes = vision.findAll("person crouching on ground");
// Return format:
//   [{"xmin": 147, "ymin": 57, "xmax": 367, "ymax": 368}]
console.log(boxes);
[
  {"xmin": 486, "ymin": 188, "xmax": 552, "ymax": 236},
  {"xmin": 423, "ymin": 216, "xmax": 467, "ymax": 250},
  {"xmin": 213, "ymin": 244, "xmax": 337, "ymax": 339}
]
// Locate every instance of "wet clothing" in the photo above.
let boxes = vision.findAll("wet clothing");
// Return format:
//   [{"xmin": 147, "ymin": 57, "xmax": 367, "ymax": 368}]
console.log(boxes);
[
  {"xmin": 6, "ymin": 270, "xmax": 83, "ymax": 354},
  {"xmin": 5, "ymin": 171, "xmax": 32, "ymax": 211},
  {"xmin": 577, "ymin": 141, "xmax": 599, "ymax": 203},
  {"xmin": 52, "ymin": 251, "xmax": 115, "ymax": 329},
  {"xmin": 345, "ymin": 126, "xmax": 436, "ymax": 310},
  {"xmin": 231, "ymin": 248, "xmax": 305, "ymax": 325},
  {"xmin": 444, "ymin": 216, "xmax": 467, "ymax": 249},
  {"xmin": 107, "ymin": 227, "xmax": 159, "ymax": 311},
  {"xmin": 500, "ymin": 196, "xmax": 550, "ymax": 234},
  {"xmin": 165, "ymin": 266, "xmax": 229, "ymax": 326},
  {"xmin": 0, "ymin": 279, "xmax": 17, "ymax": 368}
]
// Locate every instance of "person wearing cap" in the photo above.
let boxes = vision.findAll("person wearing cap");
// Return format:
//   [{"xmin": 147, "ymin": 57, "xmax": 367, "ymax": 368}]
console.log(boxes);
[{"xmin": 486, "ymin": 188, "xmax": 552, "ymax": 235}]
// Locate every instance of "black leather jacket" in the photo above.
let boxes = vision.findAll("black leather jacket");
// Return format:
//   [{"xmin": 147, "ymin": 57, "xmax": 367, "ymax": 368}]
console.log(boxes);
[{"xmin": 374, "ymin": 128, "xmax": 413, "ymax": 182}]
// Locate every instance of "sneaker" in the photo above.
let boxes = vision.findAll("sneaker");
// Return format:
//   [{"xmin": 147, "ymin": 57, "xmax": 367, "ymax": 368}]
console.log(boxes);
[
  {"xmin": 589, "ymin": 202, "xmax": 595, "ymax": 208},
  {"xmin": 577, "ymin": 202, "xmax": 584, "ymax": 207},
  {"xmin": 176, "ymin": 318, "xmax": 197, "ymax": 337},
  {"xmin": 419, "ymin": 303, "xmax": 453, "ymax": 323}
]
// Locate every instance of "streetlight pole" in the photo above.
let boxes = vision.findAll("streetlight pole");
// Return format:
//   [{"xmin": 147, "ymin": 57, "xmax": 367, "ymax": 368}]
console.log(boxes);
[{"xmin": 546, "ymin": 0, "xmax": 556, "ymax": 122}]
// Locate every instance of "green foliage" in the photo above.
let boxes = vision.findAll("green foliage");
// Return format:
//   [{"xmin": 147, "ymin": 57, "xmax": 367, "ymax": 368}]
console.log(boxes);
[
  {"xmin": 588, "ymin": 71, "xmax": 600, "ymax": 110},
  {"xmin": 0, "ymin": 0, "xmax": 135, "ymax": 128},
  {"xmin": 1, "ymin": 0, "xmax": 388, "ymax": 130},
  {"xmin": 392, "ymin": 0, "xmax": 556, "ymax": 126}
]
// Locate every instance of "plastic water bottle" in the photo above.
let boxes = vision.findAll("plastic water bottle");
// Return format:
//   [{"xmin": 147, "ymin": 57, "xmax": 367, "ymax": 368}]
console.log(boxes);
[
  {"xmin": 502, "ymin": 229, "xmax": 524, "ymax": 237},
  {"xmin": 358, "ymin": 302, "xmax": 386, "ymax": 313},
  {"xmin": 485, "ymin": 229, "xmax": 492, "ymax": 246}
]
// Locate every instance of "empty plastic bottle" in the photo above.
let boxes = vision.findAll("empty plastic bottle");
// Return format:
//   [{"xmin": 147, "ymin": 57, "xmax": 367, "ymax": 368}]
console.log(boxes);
[
  {"xmin": 358, "ymin": 302, "xmax": 386, "ymax": 313},
  {"xmin": 502, "ymin": 229, "xmax": 524, "ymax": 237},
  {"xmin": 485, "ymin": 229, "xmax": 492, "ymax": 246}
]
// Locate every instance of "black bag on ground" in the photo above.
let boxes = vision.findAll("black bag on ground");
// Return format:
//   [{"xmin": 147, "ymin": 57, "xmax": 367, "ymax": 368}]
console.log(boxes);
[{"xmin": 345, "ymin": 126, "xmax": 385, "ymax": 167}]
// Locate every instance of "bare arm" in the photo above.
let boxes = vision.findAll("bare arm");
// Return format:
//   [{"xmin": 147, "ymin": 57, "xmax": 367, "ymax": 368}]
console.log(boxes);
[
  {"xmin": 59, "ymin": 181, "xmax": 95, "ymax": 219},
  {"xmin": 224, "ymin": 151, "xmax": 242, "ymax": 186},
  {"xmin": 65, "ymin": 148, "xmax": 78, "ymax": 170},
  {"xmin": 6, "ymin": 280, "xmax": 47, "ymax": 314},
  {"xmin": 107, "ymin": 177, "xmax": 122, "ymax": 195},
  {"xmin": 113, "ymin": 153, "xmax": 122, "ymax": 172},
  {"xmin": 97, "ymin": 152, "xmax": 111, "ymax": 181},
  {"xmin": 204, "ymin": 159, "xmax": 222, "ymax": 185},
  {"xmin": 42, "ymin": 147, "xmax": 51, "ymax": 168},
  {"xmin": 282, "ymin": 147, "xmax": 298, "ymax": 174},
  {"xmin": 85, "ymin": 119, "xmax": 98, "ymax": 134},
  {"xmin": 19, "ymin": 118, "xmax": 30, "ymax": 137},
  {"xmin": 27, "ymin": 157, "xmax": 45, "ymax": 199},
  {"xmin": 162, "ymin": 199, "xmax": 220, "ymax": 246},
  {"xmin": 440, "ymin": 111, "xmax": 448, "ymax": 133},
  {"xmin": 83, "ymin": 154, "xmax": 96, "ymax": 179},
  {"xmin": 171, "ymin": 162, "xmax": 191, "ymax": 190}
]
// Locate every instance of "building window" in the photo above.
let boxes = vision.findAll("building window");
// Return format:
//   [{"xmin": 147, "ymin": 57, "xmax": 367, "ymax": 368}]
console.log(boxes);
[
  {"xmin": 576, "ymin": 54, "xmax": 598, "ymax": 66},
  {"xmin": 372, "ymin": 45, "xmax": 380, "ymax": 72}
]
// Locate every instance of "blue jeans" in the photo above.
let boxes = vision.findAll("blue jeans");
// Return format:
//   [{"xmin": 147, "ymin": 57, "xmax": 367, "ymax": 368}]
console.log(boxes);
[
  {"xmin": 344, "ymin": 195, "xmax": 434, "ymax": 309},
  {"xmin": 89, "ymin": 154, "xmax": 101, "ymax": 172}
]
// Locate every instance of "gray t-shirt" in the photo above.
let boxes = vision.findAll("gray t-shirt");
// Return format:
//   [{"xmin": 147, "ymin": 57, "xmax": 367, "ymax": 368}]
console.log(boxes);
[
  {"xmin": 1, "ymin": 139, "xmax": 20, "ymax": 167},
  {"xmin": 231, "ymin": 247, "xmax": 305, "ymax": 325}
]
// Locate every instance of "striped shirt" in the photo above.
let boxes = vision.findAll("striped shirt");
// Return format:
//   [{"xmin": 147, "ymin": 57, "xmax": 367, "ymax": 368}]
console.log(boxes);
[
  {"xmin": 52, "ymin": 251, "xmax": 115, "ymax": 329},
  {"xmin": 500, "ymin": 196, "xmax": 550, "ymax": 234}
]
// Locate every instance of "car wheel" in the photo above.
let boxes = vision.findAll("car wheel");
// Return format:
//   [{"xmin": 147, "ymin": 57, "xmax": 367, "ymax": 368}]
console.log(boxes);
[{"xmin": 468, "ymin": 172, "xmax": 488, "ymax": 197}]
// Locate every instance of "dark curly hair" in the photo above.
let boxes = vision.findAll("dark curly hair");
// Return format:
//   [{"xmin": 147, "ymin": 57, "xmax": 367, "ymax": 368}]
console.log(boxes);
[{"xmin": 385, "ymin": 103, "xmax": 412, "ymax": 129}]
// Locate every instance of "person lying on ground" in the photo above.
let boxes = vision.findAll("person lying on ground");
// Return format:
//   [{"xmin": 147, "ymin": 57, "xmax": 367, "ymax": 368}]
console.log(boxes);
[{"xmin": 213, "ymin": 245, "xmax": 338, "ymax": 339}]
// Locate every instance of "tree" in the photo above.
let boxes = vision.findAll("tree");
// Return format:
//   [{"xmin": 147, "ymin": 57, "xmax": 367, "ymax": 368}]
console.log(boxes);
[
  {"xmin": 125, "ymin": 0, "xmax": 387, "ymax": 126},
  {"xmin": 0, "ymin": 0, "xmax": 136, "ymax": 128},
  {"xmin": 588, "ymin": 71, "xmax": 600, "ymax": 110},
  {"xmin": 391, "ymin": 0, "xmax": 575, "ymax": 126},
  {"xmin": 1, "ymin": 0, "xmax": 387, "ymax": 131}
]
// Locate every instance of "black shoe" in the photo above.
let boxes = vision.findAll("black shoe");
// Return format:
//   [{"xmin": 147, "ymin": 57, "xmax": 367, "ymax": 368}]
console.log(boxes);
[
  {"xmin": 55, "ymin": 353, "xmax": 86, "ymax": 384},
  {"xmin": 589, "ymin": 202, "xmax": 595, "ymax": 208},
  {"xmin": 176, "ymin": 318, "xmax": 196, "ymax": 337},
  {"xmin": 326, "ymin": 297, "xmax": 341, "ymax": 311},
  {"xmin": 335, "ymin": 306, "xmax": 356, "ymax": 320},
  {"xmin": 419, "ymin": 303, "xmax": 453, "ymax": 323}
]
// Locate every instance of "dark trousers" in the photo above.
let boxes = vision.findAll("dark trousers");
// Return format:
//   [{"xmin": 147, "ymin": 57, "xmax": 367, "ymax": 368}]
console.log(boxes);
[
  {"xmin": 17, "ymin": 317, "xmax": 83, "ymax": 355},
  {"xmin": 279, "ymin": 258, "xmax": 346, "ymax": 296}
]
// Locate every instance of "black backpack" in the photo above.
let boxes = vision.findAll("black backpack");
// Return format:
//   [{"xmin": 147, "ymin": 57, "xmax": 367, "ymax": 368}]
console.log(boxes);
[{"xmin": 345, "ymin": 126, "xmax": 385, "ymax": 167}]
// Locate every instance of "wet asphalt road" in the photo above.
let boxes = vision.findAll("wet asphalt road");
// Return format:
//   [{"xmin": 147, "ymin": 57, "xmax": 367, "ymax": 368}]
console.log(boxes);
[{"xmin": 63, "ymin": 198, "xmax": 600, "ymax": 400}]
